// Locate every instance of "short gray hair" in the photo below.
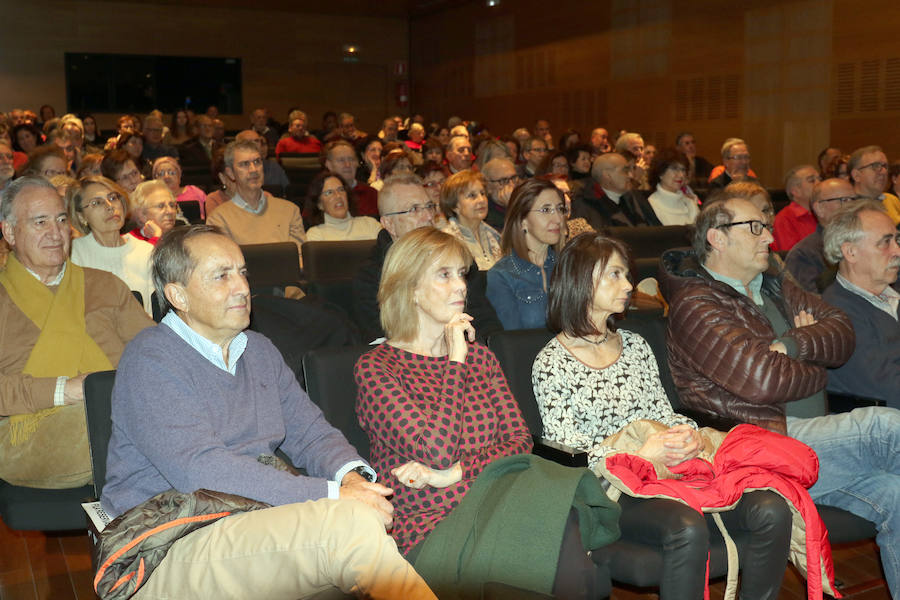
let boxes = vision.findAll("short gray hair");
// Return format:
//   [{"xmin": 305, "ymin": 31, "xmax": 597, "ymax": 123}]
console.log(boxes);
[
  {"xmin": 693, "ymin": 199, "xmax": 735, "ymax": 263},
  {"xmin": 721, "ymin": 137, "xmax": 747, "ymax": 160},
  {"xmin": 614, "ymin": 132, "xmax": 643, "ymax": 154},
  {"xmin": 377, "ymin": 174, "xmax": 424, "ymax": 216},
  {"xmin": 130, "ymin": 179, "xmax": 174, "ymax": 219},
  {"xmin": 0, "ymin": 176, "xmax": 57, "ymax": 226},
  {"xmin": 847, "ymin": 145, "xmax": 883, "ymax": 177},
  {"xmin": 151, "ymin": 224, "xmax": 223, "ymax": 315},
  {"xmin": 224, "ymin": 140, "xmax": 261, "ymax": 170},
  {"xmin": 521, "ymin": 137, "xmax": 546, "ymax": 153},
  {"xmin": 822, "ymin": 199, "xmax": 887, "ymax": 264}
]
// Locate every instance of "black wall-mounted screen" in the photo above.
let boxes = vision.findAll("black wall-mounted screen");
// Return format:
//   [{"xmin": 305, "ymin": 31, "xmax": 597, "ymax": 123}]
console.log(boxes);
[{"xmin": 65, "ymin": 53, "xmax": 242, "ymax": 114}]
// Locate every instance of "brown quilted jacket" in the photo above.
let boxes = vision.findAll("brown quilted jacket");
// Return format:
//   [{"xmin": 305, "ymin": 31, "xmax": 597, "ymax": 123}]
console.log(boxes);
[{"xmin": 659, "ymin": 249, "xmax": 854, "ymax": 434}]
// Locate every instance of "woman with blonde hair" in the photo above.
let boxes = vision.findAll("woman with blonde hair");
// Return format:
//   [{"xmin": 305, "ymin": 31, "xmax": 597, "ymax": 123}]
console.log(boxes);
[
  {"xmin": 68, "ymin": 176, "xmax": 154, "ymax": 313},
  {"xmin": 355, "ymin": 227, "xmax": 618, "ymax": 599}
]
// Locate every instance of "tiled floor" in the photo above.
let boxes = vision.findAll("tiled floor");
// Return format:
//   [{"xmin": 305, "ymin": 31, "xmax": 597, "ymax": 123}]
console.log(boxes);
[{"xmin": 0, "ymin": 517, "xmax": 889, "ymax": 600}]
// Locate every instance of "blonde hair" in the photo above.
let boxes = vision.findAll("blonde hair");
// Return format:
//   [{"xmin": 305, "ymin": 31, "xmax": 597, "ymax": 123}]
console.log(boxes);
[
  {"xmin": 379, "ymin": 227, "xmax": 470, "ymax": 341},
  {"xmin": 66, "ymin": 176, "xmax": 129, "ymax": 236}
]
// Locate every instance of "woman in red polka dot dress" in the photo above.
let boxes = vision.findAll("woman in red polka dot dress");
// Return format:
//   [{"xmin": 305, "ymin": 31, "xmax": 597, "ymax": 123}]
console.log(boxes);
[{"xmin": 355, "ymin": 227, "xmax": 609, "ymax": 599}]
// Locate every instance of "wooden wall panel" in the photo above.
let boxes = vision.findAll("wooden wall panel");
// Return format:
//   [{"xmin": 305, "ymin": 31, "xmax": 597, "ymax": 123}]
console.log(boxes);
[
  {"xmin": 411, "ymin": 0, "xmax": 900, "ymax": 187},
  {"xmin": 0, "ymin": 1, "xmax": 408, "ymax": 133}
]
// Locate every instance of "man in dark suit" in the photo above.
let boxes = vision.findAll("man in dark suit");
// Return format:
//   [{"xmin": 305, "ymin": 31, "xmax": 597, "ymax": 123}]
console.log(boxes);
[{"xmin": 570, "ymin": 152, "xmax": 659, "ymax": 229}]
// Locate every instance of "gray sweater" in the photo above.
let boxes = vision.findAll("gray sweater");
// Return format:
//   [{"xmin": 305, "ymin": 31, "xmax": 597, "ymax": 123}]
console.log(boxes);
[{"xmin": 101, "ymin": 325, "xmax": 362, "ymax": 518}]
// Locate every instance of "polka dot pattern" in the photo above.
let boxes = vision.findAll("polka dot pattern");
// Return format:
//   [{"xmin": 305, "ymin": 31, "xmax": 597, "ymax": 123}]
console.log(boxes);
[{"xmin": 354, "ymin": 342, "xmax": 532, "ymax": 554}]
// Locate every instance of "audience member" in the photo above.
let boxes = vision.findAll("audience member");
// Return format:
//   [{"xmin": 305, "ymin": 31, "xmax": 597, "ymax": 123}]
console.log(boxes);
[
  {"xmin": 323, "ymin": 139, "xmax": 379, "ymax": 217},
  {"xmin": 75, "ymin": 152, "xmax": 103, "ymax": 178},
  {"xmin": 99, "ymin": 224, "xmax": 436, "ymax": 600},
  {"xmin": 304, "ymin": 170, "xmax": 382, "ymax": 242},
  {"xmin": 647, "ymin": 148, "xmax": 700, "ymax": 225},
  {"xmin": 481, "ymin": 157, "xmax": 519, "ymax": 231},
  {"xmin": 444, "ymin": 135, "xmax": 473, "ymax": 175},
  {"xmin": 675, "ymin": 132, "xmax": 713, "ymax": 187},
  {"xmin": 141, "ymin": 116, "xmax": 178, "ymax": 163},
  {"xmin": 235, "ymin": 129, "xmax": 290, "ymax": 191},
  {"xmin": 351, "ymin": 175, "xmax": 500, "ymax": 343},
  {"xmin": 275, "ymin": 110, "xmax": 322, "ymax": 157},
  {"xmin": 536, "ymin": 150, "xmax": 569, "ymax": 178},
  {"xmin": 849, "ymin": 145, "xmax": 900, "ymax": 225},
  {"xmin": 534, "ymin": 232, "xmax": 792, "ymax": 600},
  {"xmin": 0, "ymin": 177, "xmax": 151, "ymax": 489},
  {"xmin": 165, "ymin": 109, "xmax": 192, "ymax": 146},
  {"xmin": 660, "ymin": 196, "xmax": 899, "ymax": 596},
  {"xmin": 355, "ymin": 226, "xmax": 616, "ymax": 599},
  {"xmin": 487, "ymin": 178, "xmax": 565, "ymax": 330},
  {"xmin": 558, "ymin": 128, "xmax": 580, "ymax": 151},
  {"xmin": 0, "ymin": 140, "xmax": 15, "ymax": 192},
  {"xmin": 177, "ymin": 114, "xmax": 217, "ymax": 169},
  {"xmin": 817, "ymin": 146, "xmax": 842, "ymax": 180},
  {"xmin": 417, "ymin": 163, "xmax": 446, "ymax": 210},
  {"xmin": 128, "ymin": 180, "xmax": 179, "ymax": 244},
  {"xmin": 12, "ymin": 123, "xmax": 43, "ymax": 156},
  {"xmin": 785, "ymin": 178, "xmax": 856, "ymax": 292},
  {"xmin": 572, "ymin": 152, "xmax": 658, "ymax": 228},
  {"xmin": 81, "ymin": 114, "xmax": 102, "ymax": 150},
  {"xmin": 23, "ymin": 145, "xmax": 69, "ymax": 181},
  {"xmin": 590, "ymin": 127, "xmax": 610, "ymax": 156},
  {"xmin": 68, "ymin": 176, "xmax": 154, "ymax": 314},
  {"xmin": 152, "ymin": 156, "xmax": 208, "ymax": 217},
  {"xmin": 822, "ymin": 200, "xmax": 900, "ymax": 407},
  {"xmin": 772, "ymin": 165, "xmax": 821, "ymax": 251},
  {"xmin": 248, "ymin": 108, "xmax": 279, "ymax": 154},
  {"xmin": 100, "ymin": 148, "xmax": 143, "ymax": 192},
  {"xmin": 439, "ymin": 170, "xmax": 502, "ymax": 270},
  {"xmin": 517, "ymin": 137, "xmax": 548, "ymax": 179},
  {"xmin": 709, "ymin": 138, "xmax": 754, "ymax": 189},
  {"xmin": 207, "ymin": 140, "xmax": 305, "ymax": 266}
]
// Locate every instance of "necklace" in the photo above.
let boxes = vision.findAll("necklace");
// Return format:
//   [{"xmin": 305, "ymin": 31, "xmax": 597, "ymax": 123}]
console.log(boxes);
[{"xmin": 583, "ymin": 330, "xmax": 610, "ymax": 345}]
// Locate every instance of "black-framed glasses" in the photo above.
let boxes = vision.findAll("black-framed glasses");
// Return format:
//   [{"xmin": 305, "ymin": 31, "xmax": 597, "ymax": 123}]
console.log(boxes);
[
  {"xmin": 716, "ymin": 219, "xmax": 770, "ymax": 236},
  {"xmin": 382, "ymin": 202, "xmax": 437, "ymax": 217},
  {"xmin": 857, "ymin": 161, "xmax": 887, "ymax": 173},
  {"xmin": 487, "ymin": 174, "xmax": 520, "ymax": 186}
]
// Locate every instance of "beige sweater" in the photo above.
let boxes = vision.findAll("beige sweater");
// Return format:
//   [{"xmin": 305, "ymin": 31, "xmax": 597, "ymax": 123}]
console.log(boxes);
[{"xmin": 206, "ymin": 197, "xmax": 306, "ymax": 265}]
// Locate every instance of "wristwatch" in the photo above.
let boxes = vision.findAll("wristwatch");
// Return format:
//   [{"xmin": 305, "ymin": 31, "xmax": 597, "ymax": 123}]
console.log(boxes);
[{"xmin": 351, "ymin": 465, "xmax": 375, "ymax": 482}]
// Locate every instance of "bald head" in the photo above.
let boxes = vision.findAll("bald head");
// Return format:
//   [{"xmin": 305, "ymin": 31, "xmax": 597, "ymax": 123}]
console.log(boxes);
[{"xmin": 810, "ymin": 178, "xmax": 856, "ymax": 225}]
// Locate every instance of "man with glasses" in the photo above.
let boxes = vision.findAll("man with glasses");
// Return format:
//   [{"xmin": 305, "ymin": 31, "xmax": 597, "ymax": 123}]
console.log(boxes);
[
  {"xmin": 849, "ymin": 145, "xmax": 900, "ymax": 226},
  {"xmin": 323, "ymin": 139, "xmax": 379, "ymax": 217},
  {"xmin": 0, "ymin": 177, "xmax": 152, "ymax": 489},
  {"xmin": 351, "ymin": 174, "xmax": 500, "ymax": 343},
  {"xmin": 822, "ymin": 200, "xmax": 900, "ymax": 411},
  {"xmin": 661, "ymin": 196, "xmax": 899, "ymax": 598},
  {"xmin": 481, "ymin": 157, "xmax": 519, "ymax": 230},
  {"xmin": 709, "ymin": 138, "xmax": 756, "ymax": 190},
  {"xmin": 235, "ymin": 130, "xmax": 290, "ymax": 192},
  {"xmin": 572, "ymin": 151, "xmax": 656, "ymax": 228},
  {"xmin": 141, "ymin": 115, "xmax": 178, "ymax": 163},
  {"xmin": 516, "ymin": 137, "xmax": 547, "ymax": 179},
  {"xmin": 785, "ymin": 178, "xmax": 856, "ymax": 292},
  {"xmin": 772, "ymin": 165, "xmax": 821, "ymax": 251}
]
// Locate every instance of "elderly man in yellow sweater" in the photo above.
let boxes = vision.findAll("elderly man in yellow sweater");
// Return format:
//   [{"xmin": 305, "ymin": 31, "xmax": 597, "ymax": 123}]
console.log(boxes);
[
  {"xmin": 0, "ymin": 177, "xmax": 152, "ymax": 488},
  {"xmin": 206, "ymin": 140, "xmax": 306, "ymax": 267}
]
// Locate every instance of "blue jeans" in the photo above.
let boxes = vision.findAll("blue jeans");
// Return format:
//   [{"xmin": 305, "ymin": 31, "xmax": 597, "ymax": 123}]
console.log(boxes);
[{"xmin": 786, "ymin": 407, "xmax": 899, "ymax": 597}]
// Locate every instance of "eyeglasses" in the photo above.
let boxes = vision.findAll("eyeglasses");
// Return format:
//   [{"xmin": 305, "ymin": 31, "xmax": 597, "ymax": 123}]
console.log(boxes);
[
  {"xmin": 85, "ymin": 192, "xmax": 123, "ymax": 209},
  {"xmin": 814, "ymin": 195, "xmax": 857, "ymax": 206},
  {"xmin": 423, "ymin": 180, "xmax": 444, "ymax": 189},
  {"xmin": 383, "ymin": 202, "xmax": 437, "ymax": 217},
  {"xmin": 857, "ymin": 161, "xmax": 887, "ymax": 173},
  {"xmin": 155, "ymin": 169, "xmax": 179, "ymax": 178},
  {"xmin": 487, "ymin": 174, "xmax": 520, "ymax": 186},
  {"xmin": 726, "ymin": 154, "xmax": 751, "ymax": 161},
  {"xmin": 716, "ymin": 219, "xmax": 771, "ymax": 236},
  {"xmin": 321, "ymin": 187, "xmax": 347, "ymax": 198},
  {"xmin": 529, "ymin": 204, "xmax": 569, "ymax": 217}
]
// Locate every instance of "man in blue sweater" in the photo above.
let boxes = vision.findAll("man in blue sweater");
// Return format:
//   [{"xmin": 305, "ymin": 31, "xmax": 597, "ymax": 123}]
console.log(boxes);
[
  {"xmin": 822, "ymin": 200, "xmax": 900, "ymax": 408},
  {"xmin": 101, "ymin": 224, "xmax": 436, "ymax": 599}
]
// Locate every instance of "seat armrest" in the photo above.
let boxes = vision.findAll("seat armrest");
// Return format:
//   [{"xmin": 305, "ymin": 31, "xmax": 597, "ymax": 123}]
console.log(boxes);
[
  {"xmin": 532, "ymin": 435, "xmax": 589, "ymax": 468},
  {"xmin": 827, "ymin": 392, "xmax": 886, "ymax": 414}
]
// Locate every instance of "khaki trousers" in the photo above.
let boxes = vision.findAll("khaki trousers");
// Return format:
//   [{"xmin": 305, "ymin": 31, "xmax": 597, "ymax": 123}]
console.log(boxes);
[{"xmin": 133, "ymin": 498, "xmax": 437, "ymax": 600}]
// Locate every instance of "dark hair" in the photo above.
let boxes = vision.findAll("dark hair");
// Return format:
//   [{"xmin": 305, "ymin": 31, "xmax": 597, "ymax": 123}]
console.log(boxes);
[
  {"xmin": 536, "ymin": 150, "xmax": 568, "ymax": 177},
  {"xmin": 116, "ymin": 131, "xmax": 144, "ymax": 155},
  {"xmin": 557, "ymin": 128, "xmax": 581, "ymax": 151},
  {"xmin": 11, "ymin": 123, "xmax": 43, "ymax": 153},
  {"xmin": 416, "ymin": 161, "xmax": 444, "ymax": 179},
  {"xmin": 304, "ymin": 170, "xmax": 352, "ymax": 226},
  {"xmin": 499, "ymin": 135, "xmax": 520, "ymax": 159},
  {"xmin": 380, "ymin": 149, "xmax": 412, "ymax": 179},
  {"xmin": 501, "ymin": 178, "xmax": 566, "ymax": 260},
  {"xmin": 564, "ymin": 143, "xmax": 593, "ymax": 167},
  {"xmin": 422, "ymin": 138, "xmax": 444, "ymax": 162},
  {"xmin": 648, "ymin": 147, "xmax": 690, "ymax": 189},
  {"xmin": 22, "ymin": 144, "xmax": 67, "ymax": 176},
  {"xmin": 101, "ymin": 149, "xmax": 135, "ymax": 181},
  {"xmin": 889, "ymin": 160, "xmax": 900, "ymax": 181},
  {"xmin": 151, "ymin": 224, "xmax": 223, "ymax": 315},
  {"xmin": 547, "ymin": 233, "xmax": 631, "ymax": 337}
]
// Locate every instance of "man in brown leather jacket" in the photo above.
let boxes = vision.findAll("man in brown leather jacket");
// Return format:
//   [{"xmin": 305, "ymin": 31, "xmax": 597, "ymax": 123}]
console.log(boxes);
[{"xmin": 660, "ymin": 196, "xmax": 900, "ymax": 596}]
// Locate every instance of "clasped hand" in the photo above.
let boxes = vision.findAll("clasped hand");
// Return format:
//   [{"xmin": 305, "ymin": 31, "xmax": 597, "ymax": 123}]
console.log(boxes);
[
  {"xmin": 637, "ymin": 424, "xmax": 702, "ymax": 467},
  {"xmin": 338, "ymin": 471, "xmax": 395, "ymax": 529},
  {"xmin": 392, "ymin": 461, "xmax": 462, "ymax": 490}
]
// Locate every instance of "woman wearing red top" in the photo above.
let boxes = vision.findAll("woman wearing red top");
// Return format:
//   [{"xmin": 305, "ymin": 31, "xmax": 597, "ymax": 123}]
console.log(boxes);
[{"xmin": 355, "ymin": 227, "xmax": 608, "ymax": 600}]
